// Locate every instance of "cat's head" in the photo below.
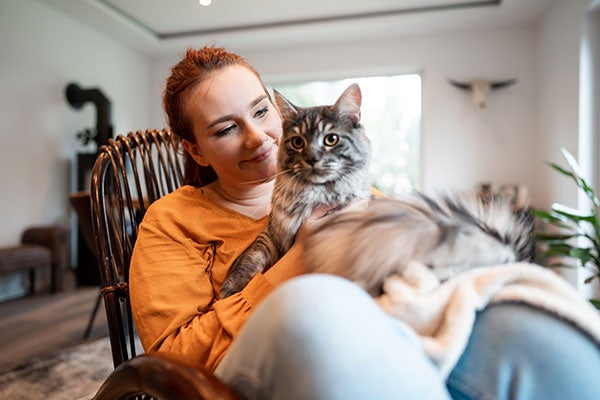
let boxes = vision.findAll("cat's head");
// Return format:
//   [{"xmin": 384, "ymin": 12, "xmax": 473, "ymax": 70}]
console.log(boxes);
[{"xmin": 273, "ymin": 84, "xmax": 371, "ymax": 184}]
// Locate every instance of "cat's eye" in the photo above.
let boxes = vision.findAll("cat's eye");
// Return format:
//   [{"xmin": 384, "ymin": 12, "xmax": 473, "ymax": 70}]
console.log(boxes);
[
  {"xmin": 290, "ymin": 136, "xmax": 305, "ymax": 150},
  {"xmin": 323, "ymin": 133, "xmax": 339, "ymax": 147}
]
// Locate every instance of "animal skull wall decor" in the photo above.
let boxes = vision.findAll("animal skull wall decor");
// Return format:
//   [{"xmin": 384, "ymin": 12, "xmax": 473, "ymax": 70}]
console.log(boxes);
[{"xmin": 448, "ymin": 78, "xmax": 517, "ymax": 109}]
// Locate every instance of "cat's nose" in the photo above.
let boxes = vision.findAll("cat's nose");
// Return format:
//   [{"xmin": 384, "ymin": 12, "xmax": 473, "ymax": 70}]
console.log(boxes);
[
  {"xmin": 304, "ymin": 148, "xmax": 321, "ymax": 165},
  {"xmin": 306, "ymin": 156, "xmax": 319, "ymax": 165}
]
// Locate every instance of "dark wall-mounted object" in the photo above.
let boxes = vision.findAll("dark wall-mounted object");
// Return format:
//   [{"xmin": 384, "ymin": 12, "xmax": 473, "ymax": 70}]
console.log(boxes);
[
  {"xmin": 65, "ymin": 82, "xmax": 114, "ymax": 286},
  {"xmin": 65, "ymin": 83, "xmax": 113, "ymax": 147}
]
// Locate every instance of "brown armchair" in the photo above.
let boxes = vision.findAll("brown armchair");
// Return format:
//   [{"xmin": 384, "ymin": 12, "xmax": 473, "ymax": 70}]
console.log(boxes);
[
  {"xmin": 0, "ymin": 225, "xmax": 67, "ymax": 295},
  {"xmin": 21, "ymin": 226, "xmax": 68, "ymax": 292},
  {"xmin": 90, "ymin": 129, "xmax": 239, "ymax": 399}
]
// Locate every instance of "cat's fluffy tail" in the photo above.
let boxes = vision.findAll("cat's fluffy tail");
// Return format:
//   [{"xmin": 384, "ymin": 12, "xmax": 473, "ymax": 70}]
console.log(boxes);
[{"xmin": 303, "ymin": 192, "xmax": 534, "ymax": 296}]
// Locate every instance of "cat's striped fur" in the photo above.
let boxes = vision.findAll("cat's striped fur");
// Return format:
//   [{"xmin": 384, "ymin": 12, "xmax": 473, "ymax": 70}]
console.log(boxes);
[
  {"xmin": 304, "ymin": 193, "xmax": 534, "ymax": 296},
  {"xmin": 220, "ymin": 84, "xmax": 372, "ymax": 298}
]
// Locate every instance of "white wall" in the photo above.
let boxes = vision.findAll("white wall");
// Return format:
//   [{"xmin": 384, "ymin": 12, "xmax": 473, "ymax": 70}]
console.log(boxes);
[
  {"xmin": 0, "ymin": 0, "xmax": 150, "ymax": 299},
  {"xmin": 0, "ymin": 0, "xmax": 151, "ymax": 246},
  {"xmin": 533, "ymin": 0, "xmax": 594, "ymax": 290},
  {"xmin": 580, "ymin": 2, "xmax": 600, "ymax": 200},
  {"xmin": 533, "ymin": 0, "xmax": 588, "ymax": 210}
]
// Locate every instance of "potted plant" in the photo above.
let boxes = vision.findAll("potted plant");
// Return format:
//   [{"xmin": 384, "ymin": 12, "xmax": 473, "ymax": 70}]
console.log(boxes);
[{"xmin": 533, "ymin": 148, "xmax": 600, "ymax": 309}]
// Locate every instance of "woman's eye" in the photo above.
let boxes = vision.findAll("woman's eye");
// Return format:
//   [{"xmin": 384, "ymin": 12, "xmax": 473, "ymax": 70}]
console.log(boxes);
[
  {"xmin": 290, "ymin": 136, "xmax": 305, "ymax": 150},
  {"xmin": 254, "ymin": 106, "xmax": 269, "ymax": 119},
  {"xmin": 215, "ymin": 125, "xmax": 235, "ymax": 137},
  {"xmin": 323, "ymin": 133, "xmax": 339, "ymax": 146}
]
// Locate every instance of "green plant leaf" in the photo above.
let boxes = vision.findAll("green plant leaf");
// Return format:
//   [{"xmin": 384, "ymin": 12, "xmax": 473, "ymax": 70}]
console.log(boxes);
[
  {"xmin": 543, "ymin": 243, "xmax": 573, "ymax": 257},
  {"xmin": 532, "ymin": 209, "xmax": 571, "ymax": 224},
  {"xmin": 533, "ymin": 231, "xmax": 577, "ymax": 241},
  {"xmin": 537, "ymin": 149, "xmax": 600, "ymax": 294},
  {"xmin": 550, "ymin": 150, "xmax": 598, "ymax": 202},
  {"xmin": 555, "ymin": 148, "xmax": 600, "ymax": 206},
  {"xmin": 589, "ymin": 299, "xmax": 600, "ymax": 310},
  {"xmin": 548, "ymin": 162, "xmax": 576, "ymax": 180},
  {"xmin": 560, "ymin": 148, "xmax": 583, "ymax": 175},
  {"xmin": 551, "ymin": 203, "xmax": 596, "ymax": 223},
  {"xmin": 532, "ymin": 208, "xmax": 557, "ymax": 219},
  {"xmin": 569, "ymin": 247, "xmax": 593, "ymax": 265},
  {"xmin": 533, "ymin": 211, "xmax": 576, "ymax": 231}
]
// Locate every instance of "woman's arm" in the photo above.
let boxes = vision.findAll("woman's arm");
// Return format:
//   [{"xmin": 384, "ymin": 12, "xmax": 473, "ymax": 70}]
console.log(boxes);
[{"xmin": 129, "ymin": 197, "xmax": 306, "ymax": 372}]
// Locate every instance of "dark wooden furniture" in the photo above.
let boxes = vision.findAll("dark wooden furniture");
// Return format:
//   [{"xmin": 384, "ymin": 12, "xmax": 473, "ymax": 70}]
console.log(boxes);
[
  {"xmin": 0, "ymin": 225, "xmax": 67, "ymax": 295},
  {"xmin": 90, "ymin": 129, "xmax": 239, "ymax": 399}
]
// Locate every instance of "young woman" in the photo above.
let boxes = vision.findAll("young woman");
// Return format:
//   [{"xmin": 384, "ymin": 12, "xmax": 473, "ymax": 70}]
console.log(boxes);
[{"xmin": 129, "ymin": 46, "xmax": 600, "ymax": 400}]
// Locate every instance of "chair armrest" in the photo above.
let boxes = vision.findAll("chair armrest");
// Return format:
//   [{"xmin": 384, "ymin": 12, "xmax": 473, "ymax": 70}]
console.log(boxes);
[
  {"xmin": 21, "ymin": 225, "xmax": 68, "ymax": 269},
  {"xmin": 92, "ymin": 353, "xmax": 240, "ymax": 400}
]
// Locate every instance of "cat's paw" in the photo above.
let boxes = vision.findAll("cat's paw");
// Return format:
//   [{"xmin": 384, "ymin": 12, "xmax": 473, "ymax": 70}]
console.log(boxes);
[{"xmin": 219, "ymin": 277, "xmax": 246, "ymax": 299}]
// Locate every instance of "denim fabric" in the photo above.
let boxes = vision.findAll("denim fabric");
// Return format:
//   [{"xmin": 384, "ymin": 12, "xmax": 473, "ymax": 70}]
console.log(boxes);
[
  {"xmin": 447, "ymin": 302, "xmax": 600, "ymax": 400},
  {"xmin": 215, "ymin": 274, "xmax": 600, "ymax": 400}
]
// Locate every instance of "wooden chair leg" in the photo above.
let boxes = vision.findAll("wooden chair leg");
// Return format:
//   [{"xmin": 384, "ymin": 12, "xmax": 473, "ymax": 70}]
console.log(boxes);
[
  {"xmin": 28, "ymin": 269, "xmax": 35, "ymax": 296},
  {"xmin": 51, "ymin": 264, "xmax": 58, "ymax": 293}
]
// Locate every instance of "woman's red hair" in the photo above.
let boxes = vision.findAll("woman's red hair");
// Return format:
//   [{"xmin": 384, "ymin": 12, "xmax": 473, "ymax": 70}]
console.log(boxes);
[{"xmin": 163, "ymin": 46, "xmax": 265, "ymax": 187}]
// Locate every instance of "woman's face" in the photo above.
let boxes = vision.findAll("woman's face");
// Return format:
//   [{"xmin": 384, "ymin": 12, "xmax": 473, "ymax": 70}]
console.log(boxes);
[{"xmin": 184, "ymin": 65, "xmax": 282, "ymax": 187}]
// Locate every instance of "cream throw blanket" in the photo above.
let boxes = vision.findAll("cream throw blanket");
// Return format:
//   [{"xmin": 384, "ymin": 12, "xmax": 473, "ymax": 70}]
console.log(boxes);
[{"xmin": 377, "ymin": 262, "xmax": 600, "ymax": 378}]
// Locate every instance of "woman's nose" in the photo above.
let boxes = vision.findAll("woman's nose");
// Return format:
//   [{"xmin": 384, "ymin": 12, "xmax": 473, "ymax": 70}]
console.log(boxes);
[{"xmin": 243, "ymin": 122, "xmax": 265, "ymax": 148}]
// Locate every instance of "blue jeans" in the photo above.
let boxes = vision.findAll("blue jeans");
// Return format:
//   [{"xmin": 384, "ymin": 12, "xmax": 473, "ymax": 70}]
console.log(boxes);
[{"xmin": 215, "ymin": 274, "xmax": 600, "ymax": 400}]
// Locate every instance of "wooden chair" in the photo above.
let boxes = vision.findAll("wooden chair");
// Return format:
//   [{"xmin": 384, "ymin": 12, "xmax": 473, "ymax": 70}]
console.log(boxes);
[{"xmin": 89, "ymin": 129, "xmax": 239, "ymax": 399}]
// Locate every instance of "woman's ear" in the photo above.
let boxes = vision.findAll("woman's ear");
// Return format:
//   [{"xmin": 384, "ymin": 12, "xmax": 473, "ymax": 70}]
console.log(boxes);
[{"xmin": 182, "ymin": 139, "xmax": 209, "ymax": 167}]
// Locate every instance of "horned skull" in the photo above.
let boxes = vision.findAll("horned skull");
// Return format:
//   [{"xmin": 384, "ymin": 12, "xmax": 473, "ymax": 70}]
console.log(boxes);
[{"xmin": 448, "ymin": 78, "xmax": 517, "ymax": 109}]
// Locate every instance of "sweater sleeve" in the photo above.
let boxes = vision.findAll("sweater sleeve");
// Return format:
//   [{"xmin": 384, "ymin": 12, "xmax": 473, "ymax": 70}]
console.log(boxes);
[{"xmin": 129, "ymin": 189, "xmax": 306, "ymax": 372}]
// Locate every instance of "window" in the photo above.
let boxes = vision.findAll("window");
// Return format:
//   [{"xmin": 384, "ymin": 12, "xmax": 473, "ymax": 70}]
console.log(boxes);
[{"xmin": 272, "ymin": 74, "xmax": 421, "ymax": 196}]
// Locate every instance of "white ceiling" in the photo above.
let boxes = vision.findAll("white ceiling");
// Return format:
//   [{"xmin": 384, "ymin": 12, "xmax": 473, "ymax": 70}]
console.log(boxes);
[{"xmin": 37, "ymin": 0, "xmax": 556, "ymax": 56}]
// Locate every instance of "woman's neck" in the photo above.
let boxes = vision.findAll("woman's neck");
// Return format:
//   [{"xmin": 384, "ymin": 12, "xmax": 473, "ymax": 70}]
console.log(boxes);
[{"xmin": 204, "ymin": 179, "xmax": 273, "ymax": 219}]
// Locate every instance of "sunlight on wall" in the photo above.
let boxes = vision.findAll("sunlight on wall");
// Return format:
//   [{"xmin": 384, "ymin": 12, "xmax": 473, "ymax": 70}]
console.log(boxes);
[{"xmin": 273, "ymin": 74, "xmax": 421, "ymax": 196}]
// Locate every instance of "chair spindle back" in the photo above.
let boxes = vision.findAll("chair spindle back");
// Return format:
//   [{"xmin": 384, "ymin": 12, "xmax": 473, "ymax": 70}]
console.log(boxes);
[{"xmin": 90, "ymin": 129, "xmax": 184, "ymax": 368}]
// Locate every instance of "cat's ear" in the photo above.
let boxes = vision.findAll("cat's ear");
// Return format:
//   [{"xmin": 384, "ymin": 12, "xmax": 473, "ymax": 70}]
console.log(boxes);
[
  {"xmin": 273, "ymin": 90, "xmax": 298, "ymax": 120},
  {"xmin": 334, "ymin": 83, "xmax": 362, "ymax": 126}
]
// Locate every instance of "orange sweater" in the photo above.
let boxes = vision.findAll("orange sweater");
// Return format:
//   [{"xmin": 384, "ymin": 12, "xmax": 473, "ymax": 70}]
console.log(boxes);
[{"xmin": 129, "ymin": 185, "xmax": 306, "ymax": 372}]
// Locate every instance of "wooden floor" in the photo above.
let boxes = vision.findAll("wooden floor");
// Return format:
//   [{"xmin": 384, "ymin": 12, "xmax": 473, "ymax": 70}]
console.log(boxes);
[{"xmin": 0, "ymin": 287, "xmax": 109, "ymax": 372}]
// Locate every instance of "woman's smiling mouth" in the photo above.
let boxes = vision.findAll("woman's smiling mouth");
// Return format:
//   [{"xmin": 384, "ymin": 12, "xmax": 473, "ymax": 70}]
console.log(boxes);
[{"xmin": 244, "ymin": 145, "xmax": 275, "ymax": 164}]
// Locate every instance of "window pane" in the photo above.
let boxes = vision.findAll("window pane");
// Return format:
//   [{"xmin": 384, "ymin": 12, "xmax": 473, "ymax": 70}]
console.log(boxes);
[{"xmin": 272, "ymin": 74, "xmax": 421, "ymax": 196}]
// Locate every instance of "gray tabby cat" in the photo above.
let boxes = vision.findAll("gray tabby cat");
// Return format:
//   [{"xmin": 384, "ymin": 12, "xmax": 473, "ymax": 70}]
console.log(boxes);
[
  {"xmin": 220, "ymin": 83, "xmax": 372, "ymax": 298},
  {"xmin": 304, "ymin": 193, "xmax": 534, "ymax": 296}
]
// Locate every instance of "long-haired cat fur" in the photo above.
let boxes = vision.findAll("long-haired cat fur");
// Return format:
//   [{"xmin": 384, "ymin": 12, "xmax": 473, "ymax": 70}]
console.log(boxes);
[
  {"xmin": 220, "ymin": 83, "xmax": 372, "ymax": 298},
  {"xmin": 304, "ymin": 193, "xmax": 534, "ymax": 296}
]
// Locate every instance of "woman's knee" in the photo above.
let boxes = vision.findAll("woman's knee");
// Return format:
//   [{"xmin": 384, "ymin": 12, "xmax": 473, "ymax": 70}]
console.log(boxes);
[
  {"xmin": 472, "ymin": 303, "xmax": 599, "ymax": 365},
  {"xmin": 220, "ymin": 274, "xmax": 451, "ymax": 400},
  {"xmin": 254, "ymin": 274, "xmax": 450, "ymax": 399},
  {"xmin": 448, "ymin": 302, "xmax": 600, "ymax": 400},
  {"xmin": 269, "ymin": 273, "xmax": 371, "ymax": 310},
  {"xmin": 256, "ymin": 274, "xmax": 383, "ymax": 342}
]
